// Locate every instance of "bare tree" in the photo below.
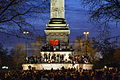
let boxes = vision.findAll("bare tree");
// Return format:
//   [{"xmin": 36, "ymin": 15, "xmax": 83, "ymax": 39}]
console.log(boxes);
[
  {"xmin": 10, "ymin": 43, "xmax": 27, "ymax": 69},
  {"xmin": 30, "ymin": 36, "xmax": 44, "ymax": 55},
  {"xmin": 82, "ymin": 0, "xmax": 120, "ymax": 47},
  {"xmin": 82, "ymin": 0, "xmax": 120, "ymax": 22},
  {"xmin": 0, "ymin": 0, "xmax": 50, "ymax": 37}
]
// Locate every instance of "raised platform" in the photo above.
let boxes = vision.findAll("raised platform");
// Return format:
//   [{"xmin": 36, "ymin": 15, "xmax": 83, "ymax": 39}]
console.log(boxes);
[{"xmin": 22, "ymin": 63, "xmax": 93, "ymax": 70}]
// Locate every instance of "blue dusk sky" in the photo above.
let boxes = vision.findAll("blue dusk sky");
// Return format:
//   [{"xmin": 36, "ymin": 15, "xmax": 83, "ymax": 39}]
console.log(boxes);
[
  {"xmin": 0, "ymin": 0, "xmax": 120, "ymax": 48},
  {"xmin": 26, "ymin": 0, "xmax": 97, "ymax": 38},
  {"xmin": 25, "ymin": 0, "xmax": 120, "ymax": 40}
]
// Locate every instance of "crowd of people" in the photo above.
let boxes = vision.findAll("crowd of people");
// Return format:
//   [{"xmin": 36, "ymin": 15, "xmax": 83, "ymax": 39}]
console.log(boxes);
[
  {"xmin": 25, "ymin": 45, "xmax": 92, "ymax": 64},
  {"xmin": 41, "ymin": 45, "xmax": 73, "ymax": 51},
  {"xmin": 0, "ymin": 68, "xmax": 120, "ymax": 80},
  {"xmin": 25, "ymin": 54, "xmax": 66, "ymax": 64},
  {"xmin": 25, "ymin": 55, "xmax": 91, "ymax": 64}
]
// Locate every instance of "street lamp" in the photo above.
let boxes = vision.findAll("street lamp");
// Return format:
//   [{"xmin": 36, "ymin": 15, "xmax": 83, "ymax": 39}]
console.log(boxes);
[
  {"xmin": 23, "ymin": 30, "xmax": 29, "ymax": 34},
  {"xmin": 23, "ymin": 30, "xmax": 30, "ymax": 57},
  {"xmin": 83, "ymin": 32, "xmax": 89, "ymax": 40},
  {"xmin": 83, "ymin": 32, "xmax": 89, "ymax": 56}
]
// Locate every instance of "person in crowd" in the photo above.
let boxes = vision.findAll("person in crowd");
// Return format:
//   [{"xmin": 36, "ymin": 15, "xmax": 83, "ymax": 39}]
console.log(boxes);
[{"xmin": 1, "ymin": 68, "xmax": 119, "ymax": 80}]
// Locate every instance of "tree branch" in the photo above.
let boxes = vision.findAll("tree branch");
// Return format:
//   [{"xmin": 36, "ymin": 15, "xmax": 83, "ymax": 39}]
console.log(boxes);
[
  {"xmin": 0, "ymin": 8, "xmax": 32, "ymax": 23},
  {"xmin": 0, "ymin": 0, "xmax": 16, "ymax": 17}
]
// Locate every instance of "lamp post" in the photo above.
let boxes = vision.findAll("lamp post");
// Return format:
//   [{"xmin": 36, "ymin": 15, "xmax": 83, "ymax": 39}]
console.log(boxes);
[
  {"xmin": 83, "ymin": 32, "xmax": 89, "ymax": 40},
  {"xmin": 23, "ymin": 31, "xmax": 29, "ymax": 34},
  {"xmin": 23, "ymin": 30, "xmax": 29, "ymax": 57},
  {"xmin": 83, "ymin": 32, "xmax": 89, "ymax": 56}
]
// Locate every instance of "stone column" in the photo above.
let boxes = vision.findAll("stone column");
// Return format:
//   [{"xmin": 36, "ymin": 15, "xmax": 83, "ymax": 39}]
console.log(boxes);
[{"xmin": 51, "ymin": 0, "xmax": 64, "ymax": 18}]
